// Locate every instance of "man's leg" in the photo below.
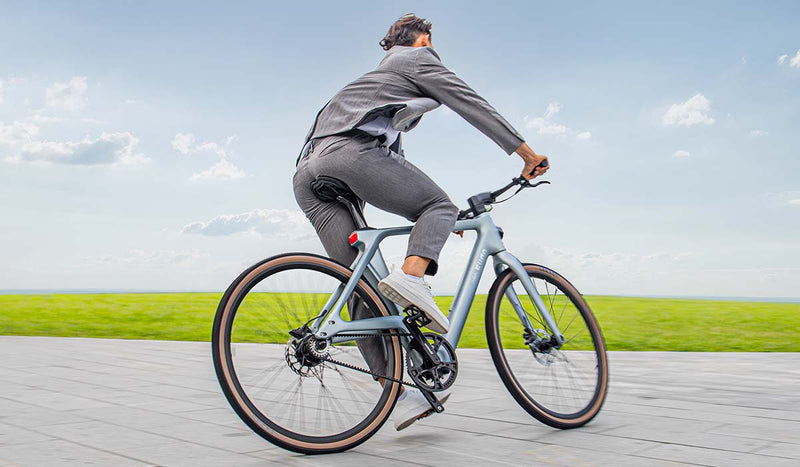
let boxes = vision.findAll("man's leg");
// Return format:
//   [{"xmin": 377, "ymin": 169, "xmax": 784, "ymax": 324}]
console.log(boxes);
[
  {"xmin": 309, "ymin": 138, "xmax": 457, "ymax": 333},
  {"xmin": 310, "ymin": 140, "xmax": 458, "ymax": 276},
  {"xmin": 293, "ymin": 158, "xmax": 389, "ymax": 377}
]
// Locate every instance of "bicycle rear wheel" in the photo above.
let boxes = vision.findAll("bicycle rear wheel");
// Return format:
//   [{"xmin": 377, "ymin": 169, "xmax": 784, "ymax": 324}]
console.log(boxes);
[
  {"xmin": 212, "ymin": 253, "xmax": 403, "ymax": 454},
  {"xmin": 485, "ymin": 264, "xmax": 608, "ymax": 429}
]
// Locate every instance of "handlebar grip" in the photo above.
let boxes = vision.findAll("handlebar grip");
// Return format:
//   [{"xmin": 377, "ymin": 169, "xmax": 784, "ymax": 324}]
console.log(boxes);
[{"xmin": 529, "ymin": 159, "xmax": 548, "ymax": 175}]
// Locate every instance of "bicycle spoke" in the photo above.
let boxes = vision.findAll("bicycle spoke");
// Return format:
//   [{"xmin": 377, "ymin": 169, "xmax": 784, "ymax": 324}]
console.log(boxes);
[
  {"xmin": 217, "ymin": 257, "xmax": 400, "ymax": 444},
  {"xmin": 490, "ymin": 265, "xmax": 607, "ymax": 424},
  {"xmin": 559, "ymin": 308, "xmax": 581, "ymax": 336}
]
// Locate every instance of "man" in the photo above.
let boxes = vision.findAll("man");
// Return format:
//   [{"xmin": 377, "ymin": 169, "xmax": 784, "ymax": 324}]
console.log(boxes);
[{"xmin": 293, "ymin": 14, "xmax": 549, "ymax": 430}]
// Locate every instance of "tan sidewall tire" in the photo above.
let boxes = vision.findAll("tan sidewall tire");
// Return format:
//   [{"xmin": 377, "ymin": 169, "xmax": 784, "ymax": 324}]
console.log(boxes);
[
  {"xmin": 212, "ymin": 253, "xmax": 403, "ymax": 454},
  {"xmin": 485, "ymin": 263, "xmax": 609, "ymax": 428}
]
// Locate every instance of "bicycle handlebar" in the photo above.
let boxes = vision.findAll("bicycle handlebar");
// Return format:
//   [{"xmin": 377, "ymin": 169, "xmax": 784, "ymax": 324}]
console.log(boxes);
[{"xmin": 457, "ymin": 162, "xmax": 550, "ymax": 220}]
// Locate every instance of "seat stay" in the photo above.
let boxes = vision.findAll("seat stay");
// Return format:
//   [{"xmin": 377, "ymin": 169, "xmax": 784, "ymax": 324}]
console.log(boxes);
[
  {"xmin": 362, "ymin": 244, "xmax": 392, "ymax": 302},
  {"xmin": 309, "ymin": 282, "xmax": 346, "ymax": 333}
]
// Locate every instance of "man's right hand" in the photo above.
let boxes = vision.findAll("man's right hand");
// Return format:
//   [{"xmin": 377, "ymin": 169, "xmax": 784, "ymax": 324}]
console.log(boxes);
[{"xmin": 515, "ymin": 142, "xmax": 549, "ymax": 180}]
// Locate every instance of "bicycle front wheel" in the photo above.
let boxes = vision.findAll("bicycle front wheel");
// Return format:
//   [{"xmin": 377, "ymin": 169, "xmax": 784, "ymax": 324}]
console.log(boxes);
[
  {"xmin": 486, "ymin": 264, "xmax": 608, "ymax": 429},
  {"xmin": 212, "ymin": 253, "xmax": 403, "ymax": 454}
]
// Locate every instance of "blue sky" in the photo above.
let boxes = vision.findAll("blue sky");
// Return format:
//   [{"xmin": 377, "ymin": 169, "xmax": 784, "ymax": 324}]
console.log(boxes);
[{"xmin": 1, "ymin": 1, "xmax": 798, "ymax": 298}]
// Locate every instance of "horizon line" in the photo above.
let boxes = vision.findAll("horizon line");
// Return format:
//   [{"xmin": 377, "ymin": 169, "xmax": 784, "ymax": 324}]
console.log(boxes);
[{"xmin": 1, "ymin": 289, "xmax": 798, "ymax": 304}]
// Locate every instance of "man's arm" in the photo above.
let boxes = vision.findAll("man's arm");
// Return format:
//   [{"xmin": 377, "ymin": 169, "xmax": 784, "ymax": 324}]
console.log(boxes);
[
  {"xmin": 411, "ymin": 47, "xmax": 548, "ymax": 178},
  {"xmin": 412, "ymin": 47, "xmax": 524, "ymax": 155}
]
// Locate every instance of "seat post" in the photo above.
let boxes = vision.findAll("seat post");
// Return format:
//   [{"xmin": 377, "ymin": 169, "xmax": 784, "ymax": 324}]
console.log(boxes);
[{"xmin": 336, "ymin": 196, "xmax": 368, "ymax": 229}]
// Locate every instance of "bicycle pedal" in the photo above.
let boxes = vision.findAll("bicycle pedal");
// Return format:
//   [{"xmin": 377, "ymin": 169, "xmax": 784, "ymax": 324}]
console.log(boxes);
[{"xmin": 403, "ymin": 306, "xmax": 431, "ymax": 328}]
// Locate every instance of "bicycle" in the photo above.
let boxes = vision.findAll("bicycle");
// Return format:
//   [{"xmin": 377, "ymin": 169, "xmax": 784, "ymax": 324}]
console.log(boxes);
[{"xmin": 212, "ymin": 172, "xmax": 609, "ymax": 454}]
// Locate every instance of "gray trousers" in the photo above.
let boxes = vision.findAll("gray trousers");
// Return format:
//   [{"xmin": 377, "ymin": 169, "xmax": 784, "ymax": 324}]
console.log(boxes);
[
  {"xmin": 293, "ymin": 132, "xmax": 458, "ymax": 374},
  {"xmin": 293, "ymin": 132, "xmax": 458, "ymax": 273}
]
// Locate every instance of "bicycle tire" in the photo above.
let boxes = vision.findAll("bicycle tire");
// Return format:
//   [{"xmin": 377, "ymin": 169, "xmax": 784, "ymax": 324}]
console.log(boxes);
[
  {"xmin": 212, "ymin": 253, "xmax": 403, "ymax": 454},
  {"xmin": 485, "ymin": 263, "xmax": 609, "ymax": 429}
]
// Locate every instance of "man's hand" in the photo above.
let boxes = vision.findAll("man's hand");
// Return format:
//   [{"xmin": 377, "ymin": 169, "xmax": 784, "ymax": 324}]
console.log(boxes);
[{"xmin": 515, "ymin": 142, "xmax": 549, "ymax": 180}]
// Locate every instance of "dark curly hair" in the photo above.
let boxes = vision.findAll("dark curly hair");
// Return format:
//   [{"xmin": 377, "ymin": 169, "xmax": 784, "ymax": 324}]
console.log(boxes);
[{"xmin": 379, "ymin": 13, "xmax": 433, "ymax": 51}]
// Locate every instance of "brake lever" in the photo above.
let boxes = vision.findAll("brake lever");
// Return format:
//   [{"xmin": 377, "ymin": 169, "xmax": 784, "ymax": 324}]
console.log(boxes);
[
  {"xmin": 524, "ymin": 180, "xmax": 551, "ymax": 188},
  {"xmin": 512, "ymin": 177, "xmax": 551, "ymax": 189}
]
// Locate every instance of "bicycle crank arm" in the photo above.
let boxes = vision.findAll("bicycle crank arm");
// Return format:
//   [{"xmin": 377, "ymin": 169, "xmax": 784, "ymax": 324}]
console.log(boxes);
[
  {"xmin": 420, "ymin": 389, "xmax": 445, "ymax": 413},
  {"xmin": 403, "ymin": 307, "xmax": 441, "ymax": 366}
]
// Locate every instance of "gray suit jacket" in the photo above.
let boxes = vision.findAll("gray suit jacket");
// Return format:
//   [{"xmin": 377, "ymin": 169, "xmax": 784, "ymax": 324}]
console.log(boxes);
[{"xmin": 302, "ymin": 46, "xmax": 525, "ymax": 158}]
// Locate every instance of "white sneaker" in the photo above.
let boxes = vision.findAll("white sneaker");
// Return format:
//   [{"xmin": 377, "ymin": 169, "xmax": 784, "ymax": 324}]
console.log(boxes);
[
  {"xmin": 378, "ymin": 269, "xmax": 450, "ymax": 334},
  {"xmin": 393, "ymin": 388, "xmax": 451, "ymax": 431}
]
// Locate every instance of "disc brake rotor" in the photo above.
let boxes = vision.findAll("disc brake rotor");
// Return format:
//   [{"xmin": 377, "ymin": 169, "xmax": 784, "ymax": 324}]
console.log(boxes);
[{"xmin": 285, "ymin": 335, "xmax": 329, "ymax": 377}]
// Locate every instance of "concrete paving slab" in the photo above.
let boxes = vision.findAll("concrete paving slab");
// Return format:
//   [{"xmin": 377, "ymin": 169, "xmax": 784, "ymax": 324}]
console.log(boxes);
[{"xmin": 0, "ymin": 336, "xmax": 798, "ymax": 466}]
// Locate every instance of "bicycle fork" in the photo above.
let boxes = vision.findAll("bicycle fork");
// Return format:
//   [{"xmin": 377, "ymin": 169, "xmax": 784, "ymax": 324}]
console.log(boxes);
[{"xmin": 492, "ymin": 252, "xmax": 565, "ymax": 346}]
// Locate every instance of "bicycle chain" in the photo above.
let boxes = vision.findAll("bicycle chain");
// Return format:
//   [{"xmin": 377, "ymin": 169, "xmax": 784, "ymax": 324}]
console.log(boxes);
[{"xmin": 320, "ymin": 333, "xmax": 422, "ymax": 389}]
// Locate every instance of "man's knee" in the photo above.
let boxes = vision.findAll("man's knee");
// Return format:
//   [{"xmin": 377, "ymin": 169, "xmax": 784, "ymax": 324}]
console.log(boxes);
[{"xmin": 433, "ymin": 198, "xmax": 458, "ymax": 222}]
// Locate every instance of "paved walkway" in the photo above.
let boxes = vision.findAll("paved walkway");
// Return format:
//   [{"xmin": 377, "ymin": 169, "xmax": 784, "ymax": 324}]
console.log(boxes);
[{"xmin": 0, "ymin": 337, "xmax": 798, "ymax": 466}]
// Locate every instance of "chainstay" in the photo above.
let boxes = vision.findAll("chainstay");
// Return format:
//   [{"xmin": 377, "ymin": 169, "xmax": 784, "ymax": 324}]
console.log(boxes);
[{"xmin": 322, "ymin": 332, "xmax": 421, "ymax": 389}]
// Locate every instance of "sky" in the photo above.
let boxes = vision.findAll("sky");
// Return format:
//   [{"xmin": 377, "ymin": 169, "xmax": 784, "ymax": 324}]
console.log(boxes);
[{"xmin": 0, "ymin": 1, "xmax": 798, "ymax": 299}]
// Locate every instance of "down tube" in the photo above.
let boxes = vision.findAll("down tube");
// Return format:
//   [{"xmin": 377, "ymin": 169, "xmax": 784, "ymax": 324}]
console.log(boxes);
[
  {"xmin": 443, "ymin": 244, "xmax": 492, "ymax": 348},
  {"xmin": 493, "ymin": 250, "xmax": 565, "ymax": 344}
]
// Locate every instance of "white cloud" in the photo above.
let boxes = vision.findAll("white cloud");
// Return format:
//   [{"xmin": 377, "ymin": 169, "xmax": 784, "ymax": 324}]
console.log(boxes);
[
  {"xmin": 5, "ymin": 132, "xmax": 149, "ymax": 167},
  {"xmin": 181, "ymin": 208, "xmax": 312, "ymax": 238},
  {"xmin": 0, "ymin": 80, "xmax": 4, "ymax": 105},
  {"xmin": 524, "ymin": 101, "xmax": 590, "ymax": 139},
  {"xmin": 672, "ymin": 149, "xmax": 691, "ymax": 159},
  {"xmin": 195, "ymin": 140, "xmax": 231, "ymax": 158},
  {"xmin": 171, "ymin": 132, "xmax": 235, "ymax": 158},
  {"xmin": 171, "ymin": 133, "xmax": 196, "ymax": 154},
  {"xmin": 46, "ymin": 76, "xmax": 88, "ymax": 111},
  {"xmin": 525, "ymin": 117, "xmax": 567, "ymax": 135},
  {"xmin": 173, "ymin": 132, "xmax": 243, "ymax": 180},
  {"xmin": 544, "ymin": 101, "xmax": 561, "ymax": 119},
  {"xmin": 662, "ymin": 93, "xmax": 715, "ymax": 127},
  {"xmin": 765, "ymin": 191, "xmax": 800, "ymax": 208},
  {"xmin": 749, "ymin": 129, "xmax": 767, "ymax": 137},
  {"xmin": 0, "ymin": 121, "xmax": 39, "ymax": 147},
  {"xmin": 777, "ymin": 50, "xmax": 800, "ymax": 68},
  {"xmin": 190, "ymin": 158, "xmax": 245, "ymax": 181}
]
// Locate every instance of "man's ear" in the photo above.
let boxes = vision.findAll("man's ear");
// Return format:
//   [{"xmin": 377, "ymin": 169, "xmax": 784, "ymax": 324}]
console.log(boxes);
[{"xmin": 412, "ymin": 33, "xmax": 432, "ymax": 48}]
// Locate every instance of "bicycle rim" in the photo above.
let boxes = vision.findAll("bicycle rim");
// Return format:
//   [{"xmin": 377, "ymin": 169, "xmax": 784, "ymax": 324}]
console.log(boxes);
[
  {"xmin": 486, "ymin": 264, "xmax": 608, "ymax": 428},
  {"xmin": 212, "ymin": 253, "xmax": 402, "ymax": 454}
]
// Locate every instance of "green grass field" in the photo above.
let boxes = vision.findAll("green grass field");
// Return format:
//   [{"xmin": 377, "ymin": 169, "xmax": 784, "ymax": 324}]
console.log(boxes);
[{"xmin": 1, "ymin": 293, "xmax": 798, "ymax": 351}]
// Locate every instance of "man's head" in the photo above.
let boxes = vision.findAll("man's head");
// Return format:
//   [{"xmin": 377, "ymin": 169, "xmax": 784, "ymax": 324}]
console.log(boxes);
[{"xmin": 379, "ymin": 14, "xmax": 432, "ymax": 51}]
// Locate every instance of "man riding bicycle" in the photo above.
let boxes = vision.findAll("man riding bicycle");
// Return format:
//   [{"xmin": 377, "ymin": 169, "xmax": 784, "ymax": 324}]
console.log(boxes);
[{"xmin": 293, "ymin": 13, "xmax": 549, "ymax": 430}]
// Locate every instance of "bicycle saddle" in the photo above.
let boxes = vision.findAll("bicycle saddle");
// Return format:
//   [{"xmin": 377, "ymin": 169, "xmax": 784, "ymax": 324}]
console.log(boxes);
[
  {"xmin": 310, "ymin": 176, "xmax": 368, "ymax": 229},
  {"xmin": 310, "ymin": 176, "xmax": 358, "ymax": 203}
]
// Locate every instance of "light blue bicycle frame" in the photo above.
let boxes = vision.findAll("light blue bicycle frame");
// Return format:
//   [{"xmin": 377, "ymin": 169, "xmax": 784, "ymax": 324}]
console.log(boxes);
[{"xmin": 310, "ymin": 212, "xmax": 565, "ymax": 349}]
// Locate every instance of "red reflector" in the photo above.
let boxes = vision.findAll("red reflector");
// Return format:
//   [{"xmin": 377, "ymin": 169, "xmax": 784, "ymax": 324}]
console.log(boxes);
[{"xmin": 348, "ymin": 232, "xmax": 358, "ymax": 245}]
